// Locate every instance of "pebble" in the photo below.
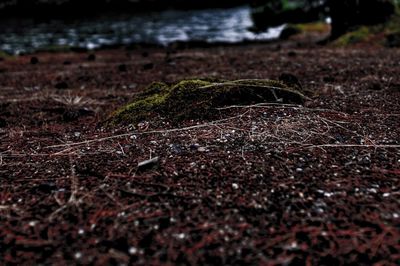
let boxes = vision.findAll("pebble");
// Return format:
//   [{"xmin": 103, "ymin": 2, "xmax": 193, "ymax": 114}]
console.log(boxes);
[
  {"xmin": 143, "ymin": 63, "xmax": 154, "ymax": 70},
  {"xmin": 118, "ymin": 64, "xmax": 127, "ymax": 72},
  {"xmin": 55, "ymin": 81, "xmax": 69, "ymax": 89},
  {"xmin": 30, "ymin": 57, "xmax": 39, "ymax": 64},
  {"xmin": 0, "ymin": 118, "xmax": 6, "ymax": 128},
  {"xmin": 129, "ymin": 247, "xmax": 138, "ymax": 255},
  {"xmin": 74, "ymin": 252, "xmax": 82, "ymax": 260},
  {"xmin": 28, "ymin": 221, "xmax": 38, "ymax": 227},
  {"xmin": 87, "ymin": 54, "xmax": 96, "ymax": 61},
  {"xmin": 232, "ymin": 183, "xmax": 239, "ymax": 190},
  {"xmin": 175, "ymin": 233, "xmax": 186, "ymax": 240},
  {"xmin": 197, "ymin": 147, "xmax": 206, "ymax": 152}
]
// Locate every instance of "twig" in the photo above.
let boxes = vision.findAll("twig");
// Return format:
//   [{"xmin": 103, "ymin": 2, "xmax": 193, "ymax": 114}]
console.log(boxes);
[
  {"xmin": 305, "ymin": 144, "xmax": 400, "ymax": 149},
  {"xmin": 45, "ymin": 113, "xmax": 248, "ymax": 149}
]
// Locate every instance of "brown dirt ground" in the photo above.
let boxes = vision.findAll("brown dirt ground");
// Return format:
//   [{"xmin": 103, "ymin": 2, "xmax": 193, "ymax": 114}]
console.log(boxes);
[{"xmin": 0, "ymin": 38, "xmax": 399, "ymax": 265}]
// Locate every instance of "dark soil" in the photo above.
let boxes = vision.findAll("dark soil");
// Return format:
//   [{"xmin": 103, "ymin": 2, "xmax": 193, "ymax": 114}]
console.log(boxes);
[{"xmin": 0, "ymin": 38, "xmax": 399, "ymax": 265}]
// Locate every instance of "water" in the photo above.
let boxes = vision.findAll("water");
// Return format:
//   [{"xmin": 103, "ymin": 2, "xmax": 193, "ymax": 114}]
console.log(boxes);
[{"xmin": 0, "ymin": 6, "xmax": 283, "ymax": 55}]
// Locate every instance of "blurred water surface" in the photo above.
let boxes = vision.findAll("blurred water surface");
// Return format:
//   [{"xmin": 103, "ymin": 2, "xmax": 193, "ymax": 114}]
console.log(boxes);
[{"xmin": 0, "ymin": 6, "xmax": 283, "ymax": 54}]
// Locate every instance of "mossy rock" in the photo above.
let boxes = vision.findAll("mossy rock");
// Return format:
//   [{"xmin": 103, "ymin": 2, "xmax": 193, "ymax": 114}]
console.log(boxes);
[{"xmin": 108, "ymin": 79, "xmax": 306, "ymax": 125}]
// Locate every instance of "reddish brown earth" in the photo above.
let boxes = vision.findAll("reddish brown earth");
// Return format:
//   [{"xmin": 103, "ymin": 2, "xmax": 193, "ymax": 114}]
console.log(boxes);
[{"xmin": 0, "ymin": 40, "xmax": 399, "ymax": 265}]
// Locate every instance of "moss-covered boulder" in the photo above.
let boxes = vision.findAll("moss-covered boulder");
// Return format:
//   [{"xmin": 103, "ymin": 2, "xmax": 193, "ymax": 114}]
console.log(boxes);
[{"xmin": 108, "ymin": 79, "xmax": 306, "ymax": 125}]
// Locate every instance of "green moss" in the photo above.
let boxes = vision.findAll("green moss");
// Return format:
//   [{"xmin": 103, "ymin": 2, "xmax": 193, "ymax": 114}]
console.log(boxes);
[
  {"xmin": 108, "ymin": 78, "xmax": 306, "ymax": 125},
  {"xmin": 295, "ymin": 22, "xmax": 330, "ymax": 33},
  {"xmin": 0, "ymin": 50, "xmax": 13, "ymax": 59},
  {"xmin": 281, "ymin": 22, "xmax": 330, "ymax": 39},
  {"xmin": 37, "ymin": 45, "xmax": 71, "ymax": 53},
  {"xmin": 334, "ymin": 26, "xmax": 372, "ymax": 46},
  {"xmin": 333, "ymin": 12, "xmax": 400, "ymax": 46}
]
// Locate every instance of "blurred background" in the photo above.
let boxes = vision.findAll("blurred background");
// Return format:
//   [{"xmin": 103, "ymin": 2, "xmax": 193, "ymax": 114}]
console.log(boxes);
[{"xmin": 0, "ymin": 0, "xmax": 398, "ymax": 54}]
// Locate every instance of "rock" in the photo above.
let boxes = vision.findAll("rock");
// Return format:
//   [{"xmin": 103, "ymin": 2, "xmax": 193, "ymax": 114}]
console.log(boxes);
[
  {"xmin": 55, "ymin": 81, "xmax": 69, "ymax": 89},
  {"xmin": 109, "ymin": 78, "xmax": 306, "ymax": 125},
  {"xmin": 30, "ymin": 57, "xmax": 39, "ymax": 65},
  {"xmin": 87, "ymin": 54, "xmax": 96, "ymax": 61},
  {"xmin": 137, "ymin": 157, "xmax": 159, "ymax": 172},
  {"xmin": 360, "ymin": 76, "xmax": 383, "ymax": 91},
  {"xmin": 170, "ymin": 144, "xmax": 183, "ymax": 154},
  {"xmin": 197, "ymin": 147, "xmax": 206, "ymax": 152},
  {"xmin": 143, "ymin": 63, "xmax": 154, "ymax": 70},
  {"xmin": 386, "ymin": 32, "xmax": 400, "ymax": 47},
  {"xmin": 62, "ymin": 108, "xmax": 94, "ymax": 122},
  {"xmin": 0, "ymin": 118, "xmax": 6, "ymax": 128},
  {"xmin": 118, "ymin": 64, "xmax": 127, "ymax": 72},
  {"xmin": 31, "ymin": 182, "xmax": 57, "ymax": 194},
  {"xmin": 323, "ymin": 76, "xmax": 335, "ymax": 83}
]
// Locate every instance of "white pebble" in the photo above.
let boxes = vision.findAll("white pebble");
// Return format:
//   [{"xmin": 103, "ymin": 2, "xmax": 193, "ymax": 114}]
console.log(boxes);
[
  {"xmin": 74, "ymin": 252, "xmax": 82, "ymax": 260},
  {"xmin": 28, "ymin": 221, "xmax": 38, "ymax": 227},
  {"xmin": 175, "ymin": 233, "xmax": 186, "ymax": 240},
  {"xmin": 129, "ymin": 247, "xmax": 138, "ymax": 255}
]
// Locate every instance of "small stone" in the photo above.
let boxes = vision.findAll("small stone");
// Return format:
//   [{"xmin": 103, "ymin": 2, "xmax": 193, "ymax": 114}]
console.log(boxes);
[
  {"xmin": 32, "ymin": 182, "xmax": 57, "ymax": 193},
  {"xmin": 232, "ymin": 183, "xmax": 239, "ymax": 190},
  {"xmin": 118, "ymin": 64, "xmax": 127, "ymax": 72},
  {"xmin": 143, "ymin": 63, "xmax": 154, "ymax": 70},
  {"xmin": 323, "ymin": 76, "xmax": 335, "ymax": 83},
  {"xmin": 0, "ymin": 118, "xmax": 6, "ymax": 128},
  {"xmin": 74, "ymin": 252, "xmax": 82, "ymax": 260},
  {"xmin": 197, "ymin": 147, "xmax": 206, "ymax": 152},
  {"xmin": 30, "ymin": 57, "xmax": 39, "ymax": 64},
  {"xmin": 175, "ymin": 233, "xmax": 186, "ymax": 240},
  {"xmin": 129, "ymin": 247, "xmax": 138, "ymax": 255},
  {"xmin": 170, "ymin": 144, "xmax": 182, "ymax": 154},
  {"xmin": 55, "ymin": 81, "xmax": 69, "ymax": 89},
  {"xmin": 29, "ymin": 221, "xmax": 38, "ymax": 227},
  {"xmin": 87, "ymin": 54, "xmax": 96, "ymax": 61}
]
